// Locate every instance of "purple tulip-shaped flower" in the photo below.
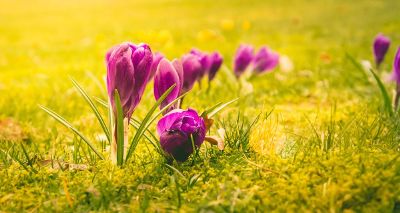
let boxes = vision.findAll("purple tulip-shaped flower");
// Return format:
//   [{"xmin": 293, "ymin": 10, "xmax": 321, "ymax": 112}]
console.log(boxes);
[
  {"xmin": 207, "ymin": 52, "xmax": 223, "ymax": 81},
  {"xmin": 190, "ymin": 48, "xmax": 211, "ymax": 80},
  {"xmin": 106, "ymin": 42, "xmax": 153, "ymax": 119},
  {"xmin": 393, "ymin": 47, "xmax": 400, "ymax": 109},
  {"xmin": 181, "ymin": 54, "xmax": 203, "ymax": 93},
  {"xmin": 392, "ymin": 47, "xmax": 400, "ymax": 84},
  {"xmin": 157, "ymin": 108, "xmax": 206, "ymax": 162},
  {"xmin": 373, "ymin": 34, "xmax": 391, "ymax": 68},
  {"xmin": 253, "ymin": 47, "xmax": 279, "ymax": 74},
  {"xmin": 149, "ymin": 52, "xmax": 164, "ymax": 79},
  {"xmin": 154, "ymin": 58, "xmax": 183, "ymax": 112},
  {"xmin": 234, "ymin": 44, "xmax": 254, "ymax": 77}
]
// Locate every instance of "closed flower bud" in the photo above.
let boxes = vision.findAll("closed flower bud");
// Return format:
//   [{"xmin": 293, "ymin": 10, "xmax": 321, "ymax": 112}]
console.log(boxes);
[
  {"xmin": 181, "ymin": 54, "xmax": 203, "ymax": 93},
  {"xmin": 106, "ymin": 42, "xmax": 153, "ymax": 119},
  {"xmin": 253, "ymin": 47, "xmax": 279, "ymax": 74},
  {"xmin": 373, "ymin": 33, "xmax": 390, "ymax": 68},
  {"xmin": 234, "ymin": 44, "xmax": 254, "ymax": 77},
  {"xmin": 149, "ymin": 52, "xmax": 164, "ymax": 79},
  {"xmin": 154, "ymin": 58, "xmax": 183, "ymax": 112},
  {"xmin": 208, "ymin": 52, "xmax": 223, "ymax": 81},
  {"xmin": 392, "ymin": 47, "xmax": 400, "ymax": 84},
  {"xmin": 157, "ymin": 109, "xmax": 206, "ymax": 162},
  {"xmin": 190, "ymin": 48, "xmax": 211, "ymax": 80}
]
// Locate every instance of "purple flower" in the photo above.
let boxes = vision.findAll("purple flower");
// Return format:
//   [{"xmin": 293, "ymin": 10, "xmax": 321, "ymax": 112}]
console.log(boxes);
[
  {"xmin": 154, "ymin": 58, "xmax": 183, "ymax": 112},
  {"xmin": 181, "ymin": 54, "xmax": 203, "ymax": 93},
  {"xmin": 392, "ymin": 47, "xmax": 400, "ymax": 84},
  {"xmin": 106, "ymin": 42, "xmax": 153, "ymax": 119},
  {"xmin": 190, "ymin": 48, "xmax": 211, "ymax": 80},
  {"xmin": 373, "ymin": 34, "xmax": 391, "ymax": 67},
  {"xmin": 252, "ymin": 47, "xmax": 279, "ymax": 74},
  {"xmin": 234, "ymin": 44, "xmax": 254, "ymax": 77},
  {"xmin": 157, "ymin": 108, "xmax": 206, "ymax": 162},
  {"xmin": 149, "ymin": 52, "xmax": 164, "ymax": 79},
  {"xmin": 207, "ymin": 52, "xmax": 223, "ymax": 81}
]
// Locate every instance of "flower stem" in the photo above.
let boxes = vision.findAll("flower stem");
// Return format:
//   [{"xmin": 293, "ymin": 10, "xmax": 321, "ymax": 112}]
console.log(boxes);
[{"xmin": 395, "ymin": 83, "xmax": 400, "ymax": 111}]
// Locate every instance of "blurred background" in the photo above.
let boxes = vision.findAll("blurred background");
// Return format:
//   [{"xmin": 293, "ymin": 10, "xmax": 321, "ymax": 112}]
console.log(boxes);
[{"xmin": 0, "ymin": 0, "xmax": 399, "ymax": 123}]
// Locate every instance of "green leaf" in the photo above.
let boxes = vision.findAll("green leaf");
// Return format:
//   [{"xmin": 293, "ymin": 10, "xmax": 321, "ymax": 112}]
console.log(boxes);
[
  {"xmin": 39, "ymin": 105, "xmax": 105, "ymax": 160},
  {"xmin": 93, "ymin": 96, "xmax": 161, "ymax": 154},
  {"xmin": 70, "ymin": 78, "xmax": 111, "ymax": 143},
  {"xmin": 129, "ymin": 119, "xmax": 163, "ymax": 155},
  {"xmin": 114, "ymin": 90, "xmax": 125, "ymax": 166},
  {"xmin": 346, "ymin": 53, "xmax": 394, "ymax": 116},
  {"xmin": 201, "ymin": 98, "xmax": 239, "ymax": 118},
  {"xmin": 125, "ymin": 84, "xmax": 176, "ymax": 161},
  {"xmin": 345, "ymin": 53, "xmax": 370, "ymax": 83},
  {"xmin": 367, "ymin": 68, "xmax": 394, "ymax": 116},
  {"xmin": 126, "ymin": 85, "xmax": 188, "ymax": 162}
]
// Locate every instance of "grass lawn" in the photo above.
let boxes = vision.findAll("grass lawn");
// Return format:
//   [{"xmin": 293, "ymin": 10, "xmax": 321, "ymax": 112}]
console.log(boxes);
[{"xmin": 1, "ymin": 0, "xmax": 400, "ymax": 211}]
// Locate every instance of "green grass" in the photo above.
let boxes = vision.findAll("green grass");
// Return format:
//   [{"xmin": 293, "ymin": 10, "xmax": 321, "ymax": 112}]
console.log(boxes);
[{"xmin": 1, "ymin": 0, "xmax": 400, "ymax": 211}]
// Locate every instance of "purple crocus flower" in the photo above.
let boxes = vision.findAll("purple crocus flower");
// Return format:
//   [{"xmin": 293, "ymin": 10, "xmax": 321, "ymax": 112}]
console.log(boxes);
[
  {"xmin": 157, "ymin": 108, "xmax": 206, "ymax": 162},
  {"xmin": 190, "ymin": 48, "xmax": 211, "ymax": 80},
  {"xmin": 234, "ymin": 44, "xmax": 254, "ymax": 77},
  {"xmin": 392, "ymin": 47, "xmax": 400, "ymax": 84},
  {"xmin": 106, "ymin": 42, "xmax": 153, "ymax": 119},
  {"xmin": 149, "ymin": 52, "xmax": 164, "ymax": 79},
  {"xmin": 252, "ymin": 47, "xmax": 279, "ymax": 74},
  {"xmin": 181, "ymin": 54, "xmax": 203, "ymax": 93},
  {"xmin": 154, "ymin": 58, "xmax": 183, "ymax": 112},
  {"xmin": 208, "ymin": 52, "xmax": 223, "ymax": 81},
  {"xmin": 373, "ymin": 34, "xmax": 391, "ymax": 68}
]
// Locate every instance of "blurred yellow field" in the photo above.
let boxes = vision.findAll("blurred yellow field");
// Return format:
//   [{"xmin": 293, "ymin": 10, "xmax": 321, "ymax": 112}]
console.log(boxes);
[{"xmin": 0, "ymin": 0, "xmax": 399, "ymax": 211}]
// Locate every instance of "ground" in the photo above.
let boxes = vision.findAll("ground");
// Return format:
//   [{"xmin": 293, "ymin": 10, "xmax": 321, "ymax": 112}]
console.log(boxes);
[{"xmin": 0, "ymin": 0, "xmax": 400, "ymax": 212}]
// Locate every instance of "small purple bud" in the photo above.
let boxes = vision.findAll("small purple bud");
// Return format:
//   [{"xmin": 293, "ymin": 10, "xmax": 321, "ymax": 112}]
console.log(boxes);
[
  {"xmin": 208, "ymin": 52, "xmax": 223, "ymax": 81},
  {"xmin": 234, "ymin": 44, "xmax": 254, "ymax": 77},
  {"xmin": 181, "ymin": 54, "xmax": 202, "ymax": 93},
  {"xmin": 190, "ymin": 48, "xmax": 211, "ymax": 80},
  {"xmin": 157, "ymin": 108, "xmax": 206, "ymax": 162},
  {"xmin": 154, "ymin": 58, "xmax": 183, "ymax": 112},
  {"xmin": 373, "ymin": 34, "xmax": 391, "ymax": 68},
  {"xmin": 106, "ymin": 42, "xmax": 153, "ymax": 119},
  {"xmin": 253, "ymin": 47, "xmax": 279, "ymax": 74},
  {"xmin": 392, "ymin": 47, "xmax": 400, "ymax": 84},
  {"xmin": 149, "ymin": 52, "xmax": 164, "ymax": 80}
]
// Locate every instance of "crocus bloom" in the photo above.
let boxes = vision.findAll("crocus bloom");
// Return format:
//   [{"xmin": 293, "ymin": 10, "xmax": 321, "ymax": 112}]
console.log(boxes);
[
  {"xmin": 154, "ymin": 58, "xmax": 183, "ymax": 111},
  {"xmin": 373, "ymin": 34, "xmax": 391, "ymax": 68},
  {"xmin": 181, "ymin": 54, "xmax": 203, "ymax": 93},
  {"xmin": 234, "ymin": 44, "xmax": 254, "ymax": 77},
  {"xmin": 157, "ymin": 108, "xmax": 206, "ymax": 162},
  {"xmin": 252, "ymin": 47, "xmax": 279, "ymax": 74},
  {"xmin": 392, "ymin": 47, "xmax": 400, "ymax": 84},
  {"xmin": 190, "ymin": 48, "xmax": 211, "ymax": 79},
  {"xmin": 207, "ymin": 52, "xmax": 223, "ymax": 81},
  {"xmin": 149, "ymin": 52, "xmax": 164, "ymax": 79},
  {"xmin": 106, "ymin": 42, "xmax": 153, "ymax": 119}
]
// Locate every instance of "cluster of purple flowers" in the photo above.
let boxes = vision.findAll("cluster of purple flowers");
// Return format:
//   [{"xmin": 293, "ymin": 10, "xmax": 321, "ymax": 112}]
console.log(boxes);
[
  {"xmin": 106, "ymin": 42, "xmax": 224, "ymax": 162},
  {"xmin": 234, "ymin": 44, "xmax": 280, "ymax": 78},
  {"xmin": 106, "ymin": 39, "xmax": 286, "ymax": 161},
  {"xmin": 105, "ymin": 41, "xmax": 283, "ymax": 162}
]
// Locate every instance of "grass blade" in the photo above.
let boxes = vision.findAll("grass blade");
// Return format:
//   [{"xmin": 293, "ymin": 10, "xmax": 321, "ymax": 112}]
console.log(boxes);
[
  {"xmin": 127, "ymin": 91, "xmax": 189, "ymax": 160},
  {"xmin": 125, "ymin": 84, "xmax": 176, "ymax": 161},
  {"xmin": 345, "ymin": 52, "xmax": 370, "ymax": 83},
  {"xmin": 114, "ymin": 90, "xmax": 125, "ymax": 166},
  {"xmin": 129, "ymin": 119, "xmax": 163, "ymax": 155},
  {"xmin": 93, "ymin": 96, "xmax": 161, "ymax": 152},
  {"xmin": 126, "ymin": 85, "xmax": 189, "ymax": 162},
  {"xmin": 39, "ymin": 105, "xmax": 105, "ymax": 160},
  {"xmin": 367, "ymin": 68, "xmax": 394, "ymax": 116},
  {"xmin": 202, "ymin": 98, "xmax": 239, "ymax": 118},
  {"xmin": 71, "ymin": 77, "xmax": 111, "ymax": 143}
]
